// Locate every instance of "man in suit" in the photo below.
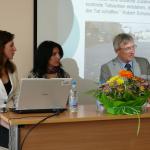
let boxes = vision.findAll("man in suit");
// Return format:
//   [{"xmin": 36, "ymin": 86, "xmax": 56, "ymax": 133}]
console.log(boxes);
[{"xmin": 100, "ymin": 33, "xmax": 150, "ymax": 83}]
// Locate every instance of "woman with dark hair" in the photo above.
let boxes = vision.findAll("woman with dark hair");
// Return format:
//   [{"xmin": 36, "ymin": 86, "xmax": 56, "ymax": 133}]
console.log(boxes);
[
  {"xmin": 28, "ymin": 41, "xmax": 70, "ymax": 78},
  {"xmin": 0, "ymin": 30, "xmax": 19, "ymax": 148}
]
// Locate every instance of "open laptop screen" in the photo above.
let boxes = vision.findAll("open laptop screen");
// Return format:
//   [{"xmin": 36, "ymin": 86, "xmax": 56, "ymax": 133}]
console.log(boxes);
[{"xmin": 14, "ymin": 78, "xmax": 72, "ymax": 113}]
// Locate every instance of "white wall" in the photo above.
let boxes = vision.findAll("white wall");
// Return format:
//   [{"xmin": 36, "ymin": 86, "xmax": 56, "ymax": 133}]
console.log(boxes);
[{"xmin": 0, "ymin": 0, "xmax": 33, "ymax": 79}]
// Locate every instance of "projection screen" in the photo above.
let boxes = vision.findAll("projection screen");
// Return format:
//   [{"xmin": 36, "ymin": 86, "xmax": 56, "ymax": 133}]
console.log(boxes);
[{"xmin": 35, "ymin": 0, "xmax": 150, "ymax": 81}]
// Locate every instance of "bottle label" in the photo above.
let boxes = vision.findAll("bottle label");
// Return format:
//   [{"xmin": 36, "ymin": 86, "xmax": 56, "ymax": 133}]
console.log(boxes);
[
  {"xmin": 69, "ymin": 97, "xmax": 78, "ymax": 112},
  {"xmin": 69, "ymin": 97, "xmax": 77, "ymax": 106}
]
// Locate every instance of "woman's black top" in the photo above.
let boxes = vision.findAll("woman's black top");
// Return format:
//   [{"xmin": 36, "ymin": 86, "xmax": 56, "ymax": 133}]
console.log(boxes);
[{"xmin": 4, "ymin": 80, "xmax": 12, "ymax": 95}]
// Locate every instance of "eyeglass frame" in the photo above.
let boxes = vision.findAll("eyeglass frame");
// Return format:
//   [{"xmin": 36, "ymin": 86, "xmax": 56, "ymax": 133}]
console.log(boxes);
[{"xmin": 119, "ymin": 44, "xmax": 137, "ymax": 52}]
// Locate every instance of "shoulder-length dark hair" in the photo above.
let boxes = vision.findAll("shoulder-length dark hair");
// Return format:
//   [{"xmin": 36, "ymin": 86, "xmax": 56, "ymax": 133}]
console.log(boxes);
[
  {"xmin": 33, "ymin": 41, "xmax": 64, "ymax": 77},
  {"xmin": 0, "ymin": 30, "xmax": 16, "ymax": 77}
]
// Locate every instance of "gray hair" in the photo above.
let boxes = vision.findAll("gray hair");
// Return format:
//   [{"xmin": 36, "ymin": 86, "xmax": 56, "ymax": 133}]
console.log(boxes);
[{"xmin": 113, "ymin": 33, "xmax": 134, "ymax": 52}]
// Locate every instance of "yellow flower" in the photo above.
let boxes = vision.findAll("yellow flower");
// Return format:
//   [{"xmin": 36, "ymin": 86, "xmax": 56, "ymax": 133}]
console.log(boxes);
[
  {"xmin": 117, "ymin": 78, "xmax": 124, "ymax": 85},
  {"xmin": 117, "ymin": 87, "xmax": 124, "ymax": 92},
  {"xmin": 107, "ymin": 75, "xmax": 124, "ymax": 86},
  {"xmin": 104, "ymin": 89, "xmax": 110, "ymax": 93},
  {"xmin": 139, "ymin": 86, "xmax": 145, "ymax": 91}
]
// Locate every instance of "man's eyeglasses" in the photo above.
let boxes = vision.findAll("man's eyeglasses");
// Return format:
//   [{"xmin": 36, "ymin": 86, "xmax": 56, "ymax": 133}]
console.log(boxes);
[{"xmin": 120, "ymin": 44, "xmax": 137, "ymax": 51}]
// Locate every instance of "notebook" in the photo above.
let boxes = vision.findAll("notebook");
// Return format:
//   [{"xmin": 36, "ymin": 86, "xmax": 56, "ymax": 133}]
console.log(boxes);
[{"xmin": 13, "ymin": 78, "xmax": 72, "ymax": 113}]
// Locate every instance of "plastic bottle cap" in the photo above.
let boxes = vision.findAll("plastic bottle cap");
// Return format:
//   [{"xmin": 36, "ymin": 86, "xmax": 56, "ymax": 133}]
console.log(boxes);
[{"xmin": 71, "ymin": 80, "xmax": 77, "ymax": 85}]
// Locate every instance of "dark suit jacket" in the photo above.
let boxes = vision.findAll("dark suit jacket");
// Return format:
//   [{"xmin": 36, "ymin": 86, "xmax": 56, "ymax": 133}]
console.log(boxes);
[{"xmin": 100, "ymin": 57, "xmax": 150, "ymax": 83}]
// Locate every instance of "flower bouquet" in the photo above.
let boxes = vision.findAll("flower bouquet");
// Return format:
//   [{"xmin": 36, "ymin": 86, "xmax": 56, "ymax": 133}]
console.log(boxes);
[{"xmin": 93, "ymin": 70, "xmax": 150, "ymax": 115}]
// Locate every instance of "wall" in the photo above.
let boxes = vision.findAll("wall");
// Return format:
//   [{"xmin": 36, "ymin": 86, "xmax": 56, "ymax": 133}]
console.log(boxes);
[{"xmin": 0, "ymin": 0, "xmax": 33, "ymax": 79}]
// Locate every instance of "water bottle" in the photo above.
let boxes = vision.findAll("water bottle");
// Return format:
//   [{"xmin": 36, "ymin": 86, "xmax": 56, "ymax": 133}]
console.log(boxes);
[
  {"xmin": 96, "ymin": 100, "xmax": 104, "ymax": 112},
  {"xmin": 69, "ymin": 80, "xmax": 78, "ymax": 112}
]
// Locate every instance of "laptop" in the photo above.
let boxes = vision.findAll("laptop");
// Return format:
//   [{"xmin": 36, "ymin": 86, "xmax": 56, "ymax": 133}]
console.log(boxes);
[{"xmin": 13, "ymin": 78, "xmax": 72, "ymax": 113}]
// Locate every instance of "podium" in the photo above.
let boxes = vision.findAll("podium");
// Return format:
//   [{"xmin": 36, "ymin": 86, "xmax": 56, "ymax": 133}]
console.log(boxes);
[{"xmin": 1, "ymin": 105, "xmax": 150, "ymax": 150}]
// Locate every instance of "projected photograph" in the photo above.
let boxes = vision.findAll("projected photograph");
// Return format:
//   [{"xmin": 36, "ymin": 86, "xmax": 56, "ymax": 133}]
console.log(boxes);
[{"xmin": 84, "ymin": 22, "xmax": 150, "ymax": 81}]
